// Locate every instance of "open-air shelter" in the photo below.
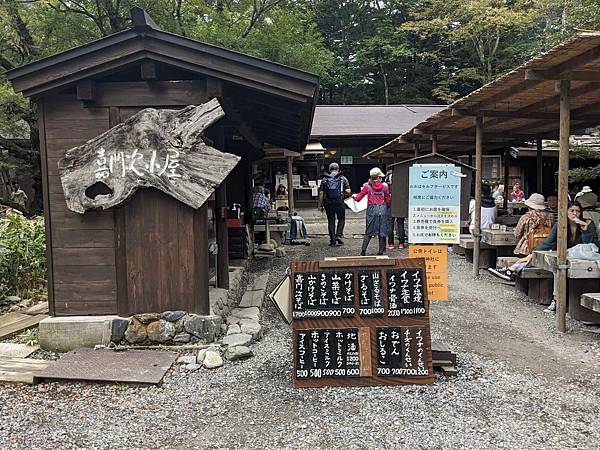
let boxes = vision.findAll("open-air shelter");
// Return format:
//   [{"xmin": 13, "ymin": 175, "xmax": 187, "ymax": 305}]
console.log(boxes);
[{"xmin": 366, "ymin": 32, "xmax": 600, "ymax": 332}]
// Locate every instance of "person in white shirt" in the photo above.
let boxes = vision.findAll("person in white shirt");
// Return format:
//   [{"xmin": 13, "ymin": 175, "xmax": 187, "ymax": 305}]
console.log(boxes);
[{"xmin": 469, "ymin": 184, "xmax": 497, "ymax": 234}]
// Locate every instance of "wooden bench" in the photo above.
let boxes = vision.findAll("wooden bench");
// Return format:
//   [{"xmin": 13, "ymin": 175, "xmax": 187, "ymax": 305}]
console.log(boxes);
[
  {"xmin": 459, "ymin": 236, "xmax": 496, "ymax": 269},
  {"xmin": 515, "ymin": 267, "xmax": 553, "ymax": 305},
  {"xmin": 481, "ymin": 229, "xmax": 517, "ymax": 257},
  {"xmin": 532, "ymin": 251, "xmax": 600, "ymax": 323},
  {"xmin": 580, "ymin": 293, "xmax": 600, "ymax": 314}
]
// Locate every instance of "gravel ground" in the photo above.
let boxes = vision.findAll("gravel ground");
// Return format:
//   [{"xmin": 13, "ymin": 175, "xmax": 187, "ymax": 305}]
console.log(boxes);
[{"xmin": 1, "ymin": 235, "xmax": 599, "ymax": 449}]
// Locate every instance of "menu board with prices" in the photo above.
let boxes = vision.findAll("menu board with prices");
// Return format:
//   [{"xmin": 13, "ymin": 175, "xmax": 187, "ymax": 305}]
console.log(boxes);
[{"xmin": 291, "ymin": 258, "xmax": 433, "ymax": 388}]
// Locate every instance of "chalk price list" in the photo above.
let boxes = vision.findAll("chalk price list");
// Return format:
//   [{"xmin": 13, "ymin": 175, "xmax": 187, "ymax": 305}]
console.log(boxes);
[
  {"xmin": 376, "ymin": 327, "xmax": 429, "ymax": 377},
  {"xmin": 295, "ymin": 328, "xmax": 360, "ymax": 379},
  {"xmin": 292, "ymin": 271, "xmax": 355, "ymax": 319}
]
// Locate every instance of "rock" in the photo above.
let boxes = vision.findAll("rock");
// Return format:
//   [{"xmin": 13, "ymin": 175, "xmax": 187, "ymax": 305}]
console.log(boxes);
[
  {"xmin": 220, "ymin": 324, "xmax": 228, "ymax": 335},
  {"xmin": 275, "ymin": 247, "xmax": 286, "ymax": 257},
  {"xmin": 239, "ymin": 290, "xmax": 264, "ymax": 308},
  {"xmin": 173, "ymin": 332, "xmax": 191, "ymax": 344},
  {"xmin": 111, "ymin": 317, "xmax": 129, "ymax": 343},
  {"xmin": 4, "ymin": 295, "xmax": 20, "ymax": 304},
  {"xmin": 203, "ymin": 350, "xmax": 223, "ymax": 369},
  {"xmin": 183, "ymin": 315, "xmax": 222, "ymax": 342},
  {"xmin": 124, "ymin": 318, "xmax": 147, "ymax": 343},
  {"xmin": 240, "ymin": 321, "xmax": 262, "ymax": 340},
  {"xmin": 230, "ymin": 307, "xmax": 260, "ymax": 321},
  {"xmin": 225, "ymin": 345, "xmax": 253, "ymax": 361},
  {"xmin": 146, "ymin": 319, "xmax": 176, "ymax": 343},
  {"xmin": 161, "ymin": 310, "xmax": 186, "ymax": 322},
  {"xmin": 174, "ymin": 318, "xmax": 185, "ymax": 333},
  {"xmin": 19, "ymin": 298, "xmax": 34, "ymax": 308},
  {"xmin": 8, "ymin": 305, "xmax": 21, "ymax": 312},
  {"xmin": 249, "ymin": 274, "xmax": 269, "ymax": 293},
  {"xmin": 177, "ymin": 355, "xmax": 197, "ymax": 365},
  {"xmin": 184, "ymin": 363, "xmax": 202, "ymax": 371},
  {"xmin": 197, "ymin": 348, "xmax": 208, "ymax": 364},
  {"xmin": 133, "ymin": 313, "xmax": 160, "ymax": 324},
  {"xmin": 222, "ymin": 333, "xmax": 252, "ymax": 347},
  {"xmin": 227, "ymin": 324, "xmax": 241, "ymax": 335},
  {"xmin": 226, "ymin": 316, "xmax": 240, "ymax": 326}
]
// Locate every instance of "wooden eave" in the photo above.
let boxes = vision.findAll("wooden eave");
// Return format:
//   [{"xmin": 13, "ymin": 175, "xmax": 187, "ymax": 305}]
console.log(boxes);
[
  {"xmin": 7, "ymin": 15, "xmax": 319, "ymax": 153},
  {"xmin": 366, "ymin": 31, "xmax": 600, "ymax": 160}
]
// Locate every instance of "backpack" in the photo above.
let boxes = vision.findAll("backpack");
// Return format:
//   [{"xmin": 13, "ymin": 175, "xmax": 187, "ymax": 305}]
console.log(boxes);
[
  {"xmin": 527, "ymin": 216, "xmax": 551, "ymax": 253},
  {"xmin": 322, "ymin": 174, "xmax": 343, "ymax": 201}
]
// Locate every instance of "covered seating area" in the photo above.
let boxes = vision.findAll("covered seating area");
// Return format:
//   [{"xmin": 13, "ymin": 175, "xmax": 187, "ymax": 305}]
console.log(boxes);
[{"xmin": 367, "ymin": 32, "xmax": 600, "ymax": 331}]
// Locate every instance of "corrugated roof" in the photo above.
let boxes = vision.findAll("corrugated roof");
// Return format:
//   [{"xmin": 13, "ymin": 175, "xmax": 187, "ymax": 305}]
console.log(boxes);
[
  {"xmin": 366, "ymin": 31, "xmax": 600, "ymax": 160},
  {"xmin": 310, "ymin": 105, "xmax": 446, "ymax": 138}
]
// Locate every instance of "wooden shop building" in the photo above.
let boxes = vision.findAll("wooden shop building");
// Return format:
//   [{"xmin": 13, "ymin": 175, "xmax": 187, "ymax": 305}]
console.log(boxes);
[{"xmin": 7, "ymin": 8, "xmax": 319, "ymax": 318}]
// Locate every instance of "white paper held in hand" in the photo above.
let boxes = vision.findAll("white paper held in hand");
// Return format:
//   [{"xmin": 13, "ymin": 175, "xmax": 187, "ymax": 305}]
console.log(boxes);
[{"xmin": 345, "ymin": 195, "xmax": 368, "ymax": 213}]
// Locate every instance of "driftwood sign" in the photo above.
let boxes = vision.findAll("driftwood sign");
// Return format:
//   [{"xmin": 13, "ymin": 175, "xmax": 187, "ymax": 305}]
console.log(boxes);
[{"xmin": 58, "ymin": 99, "xmax": 240, "ymax": 213}]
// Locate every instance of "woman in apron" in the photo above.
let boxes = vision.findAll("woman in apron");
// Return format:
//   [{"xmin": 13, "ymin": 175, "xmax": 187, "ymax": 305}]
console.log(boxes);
[{"xmin": 353, "ymin": 169, "xmax": 391, "ymax": 256}]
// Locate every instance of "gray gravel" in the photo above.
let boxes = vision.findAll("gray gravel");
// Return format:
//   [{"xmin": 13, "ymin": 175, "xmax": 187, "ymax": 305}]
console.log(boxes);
[{"xmin": 1, "ymin": 235, "xmax": 599, "ymax": 449}]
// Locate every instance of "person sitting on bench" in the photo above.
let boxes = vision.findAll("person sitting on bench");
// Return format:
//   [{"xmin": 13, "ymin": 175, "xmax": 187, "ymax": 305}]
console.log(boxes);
[
  {"xmin": 489, "ymin": 201, "xmax": 599, "ymax": 312},
  {"xmin": 468, "ymin": 183, "xmax": 497, "ymax": 234},
  {"xmin": 513, "ymin": 193, "xmax": 553, "ymax": 257}
]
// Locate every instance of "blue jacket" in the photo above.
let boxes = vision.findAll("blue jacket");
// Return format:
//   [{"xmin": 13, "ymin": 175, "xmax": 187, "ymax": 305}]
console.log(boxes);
[{"xmin": 536, "ymin": 221, "xmax": 599, "ymax": 251}]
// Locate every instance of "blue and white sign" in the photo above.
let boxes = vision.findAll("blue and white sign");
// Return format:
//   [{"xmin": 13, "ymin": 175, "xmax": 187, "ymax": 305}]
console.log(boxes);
[{"xmin": 408, "ymin": 164, "xmax": 462, "ymax": 244}]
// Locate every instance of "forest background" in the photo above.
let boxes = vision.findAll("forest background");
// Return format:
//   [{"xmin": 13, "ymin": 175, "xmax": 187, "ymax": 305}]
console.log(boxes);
[{"xmin": 1, "ymin": 0, "xmax": 600, "ymax": 210}]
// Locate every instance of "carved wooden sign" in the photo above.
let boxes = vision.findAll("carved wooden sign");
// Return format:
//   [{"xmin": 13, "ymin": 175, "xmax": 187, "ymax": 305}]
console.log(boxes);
[{"xmin": 58, "ymin": 99, "xmax": 240, "ymax": 214}]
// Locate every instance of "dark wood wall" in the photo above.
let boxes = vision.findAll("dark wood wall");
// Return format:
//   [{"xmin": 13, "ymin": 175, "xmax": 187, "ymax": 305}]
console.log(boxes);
[{"xmin": 40, "ymin": 92, "xmax": 210, "ymax": 316}]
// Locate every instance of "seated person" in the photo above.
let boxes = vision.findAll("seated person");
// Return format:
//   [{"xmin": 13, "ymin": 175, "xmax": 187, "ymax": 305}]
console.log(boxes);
[
  {"xmin": 578, "ymin": 191, "xmax": 600, "ymax": 228},
  {"xmin": 468, "ymin": 184, "xmax": 497, "ymax": 234},
  {"xmin": 492, "ymin": 184, "xmax": 504, "ymax": 200},
  {"xmin": 510, "ymin": 182, "xmax": 525, "ymax": 202},
  {"xmin": 513, "ymin": 193, "xmax": 553, "ymax": 256},
  {"xmin": 488, "ymin": 201, "xmax": 598, "ymax": 312},
  {"xmin": 253, "ymin": 186, "xmax": 271, "ymax": 214},
  {"xmin": 276, "ymin": 184, "xmax": 288, "ymax": 197}
]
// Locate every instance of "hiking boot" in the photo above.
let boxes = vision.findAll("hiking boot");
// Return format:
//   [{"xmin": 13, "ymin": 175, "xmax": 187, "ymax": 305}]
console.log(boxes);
[
  {"xmin": 488, "ymin": 267, "xmax": 515, "ymax": 281},
  {"xmin": 336, "ymin": 237, "xmax": 344, "ymax": 245},
  {"xmin": 544, "ymin": 300, "xmax": 556, "ymax": 313},
  {"xmin": 360, "ymin": 250, "xmax": 366, "ymax": 256}
]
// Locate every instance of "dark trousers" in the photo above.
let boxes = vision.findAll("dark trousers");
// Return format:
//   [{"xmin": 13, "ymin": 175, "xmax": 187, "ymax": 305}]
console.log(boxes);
[
  {"xmin": 362, "ymin": 235, "xmax": 386, "ymax": 255},
  {"xmin": 325, "ymin": 202, "xmax": 346, "ymax": 243},
  {"xmin": 388, "ymin": 216, "xmax": 406, "ymax": 244}
]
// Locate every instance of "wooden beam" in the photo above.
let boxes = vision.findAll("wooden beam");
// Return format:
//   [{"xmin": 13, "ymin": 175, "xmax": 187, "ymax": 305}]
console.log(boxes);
[
  {"xmin": 206, "ymin": 77, "xmax": 223, "ymax": 98},
  {"xmin": 472, "ymin": 80, "xmax": 545, "ymax": 111},
  {"xmin": 287, "ymin": 156, "xmax": 295, "ymax": 213},
  {"xmin": 556, "ymin": 79, "xmax": 570, "ymax": 333},
  {"xmin": 87, "ymin": 80, "xmax": 208, "ymax": 107},
  {"xmin": 503, "ymin": 148, "xmax": 509, "ymax": 210},
  {"xmin": 525, "ymin": 69, "xmax": 600, "ymax": 81},
  {"xmin": 431, "ymin": 134, "xmax": 438, "ymax": 154},
  {"xmin": 536, "ymin": 138, "xmax": 543, "ymax": 193},
  {"xmin": 473, "ymin": 115, "xmax": 483, "ymax": 278},
  {"xmin": 220, "ymin": 98, "xmax": 263, "ymax": 149},
  {"xmin": 140, "ymin": 60, "xmax": 158, "ymax": 80},
  {"xmin": 214, "ymin": 126, "xmax": 229, "ymax": 290},
  {"xmin": 76, "ymin": 79, "xmax": 96, "ymax": 102}
]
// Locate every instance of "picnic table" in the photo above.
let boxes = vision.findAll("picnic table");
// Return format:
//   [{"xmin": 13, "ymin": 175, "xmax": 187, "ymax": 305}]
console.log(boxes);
[{"xmin": 532, "ymin": 250, "xmax": 600, "ymax": 323}]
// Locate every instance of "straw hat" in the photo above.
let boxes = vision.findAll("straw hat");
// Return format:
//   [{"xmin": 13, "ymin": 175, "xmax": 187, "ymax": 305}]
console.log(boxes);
[
  {"xmin": 582, "ymin": 186, "xmax": 593, "ymax": 193},
  {"xmin": 578, "ymin": 191, "xmax": 598, "ymax": 209},
  {"xmin": 369, "ymin": 167, "xmax": 385, "ymax": 178},
  {"xmin": 523, "ymin": 193, "xmax": 546, "ymax": 210}
]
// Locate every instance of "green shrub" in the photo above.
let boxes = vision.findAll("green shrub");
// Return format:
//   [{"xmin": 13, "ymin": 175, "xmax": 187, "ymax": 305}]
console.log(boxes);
[{"xmin": 0, "ymin": 214, "xmax": 46, "ymax": 298}]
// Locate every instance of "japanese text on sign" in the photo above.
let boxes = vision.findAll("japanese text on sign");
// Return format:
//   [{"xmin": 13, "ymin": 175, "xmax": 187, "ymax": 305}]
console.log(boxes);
[
  {"xmin": 409, "ymin": 164, "xmax": 461, "ymax": 244},
  {"xmin": 409, "ymin": 245, "xmax": 448, "ymax": 301},
  {"xmin": 95, "ymin": 147, "xmax": 182, "ymax": 181}
]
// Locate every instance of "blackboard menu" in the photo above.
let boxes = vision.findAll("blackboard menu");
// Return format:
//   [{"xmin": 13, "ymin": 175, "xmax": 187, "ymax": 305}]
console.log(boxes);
[
  {"xmin": 358, "ymin": 270, "xmax": 385, "ymax": 317},
  {"xmin": 386, "ymin": 269, "xmax": 425, "ymax": 317},
  {"xmin": 295, "ymin": 328, "xmax": 360, "ymax": 379},
  {"xmin": 291, "ymin": 258, "xmax": 433, "ymax": 388},
  {"xmin": 376, "ymin": 327, "xmax": 429, "ymax": 377},
  {"xmin": 292, "ymin": 271, "xmax": 355, "ymax": 319}
]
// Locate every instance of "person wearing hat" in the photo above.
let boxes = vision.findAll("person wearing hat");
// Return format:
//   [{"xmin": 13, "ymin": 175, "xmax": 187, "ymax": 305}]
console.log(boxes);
[
  {"xmin": 319, "ymin": 162, "xmax": 351, "ymax": 246},
  {"xmin": 512, "ymin": 193, "xmax": 554, "ymax": 256},
  {"xmin": 353, "ymin": 168, "xmax": 391, "ymax": 256},
  {"xmin": 578, "ymin": 190, "xmax": 600, "ymax": 228},
  {"xmin": 574, "ymin": 185, "xmax": 593, "ymax": 200}
]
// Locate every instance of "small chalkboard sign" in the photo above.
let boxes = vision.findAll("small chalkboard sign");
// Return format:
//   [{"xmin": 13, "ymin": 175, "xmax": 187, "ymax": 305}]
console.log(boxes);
[{"xmin": 291, "ymin": 258, "xmax": 434, "ymax": 387}]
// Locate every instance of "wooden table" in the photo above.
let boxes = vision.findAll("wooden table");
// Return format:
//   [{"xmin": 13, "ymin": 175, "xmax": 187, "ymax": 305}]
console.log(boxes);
[
  {"xmin": 481, "ymin": 229, "xmax": 517, "ymax": 247},
  {"xmin": 532, "ymin": 250, "xmax": 600, "ymax": 322}
]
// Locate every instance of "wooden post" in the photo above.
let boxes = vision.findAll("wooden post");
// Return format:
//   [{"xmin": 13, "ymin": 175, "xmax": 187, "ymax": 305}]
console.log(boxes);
[
  {"xmin": 503, "ymin": 148, "xmax": 510, "ymax": 210},
  {"xmin": 557, "ymin": 80, "xmax": 570, "ymax": 333},
  {"xmin": 536, "ymin": 138, "xmax": 543, "ymax": 194},
  {"xmin": 414, "ymin": 144, "xmax": 419, "ymax": 158},
  {"xmin": 431, "ymin": 134, "xmax": 438, "ymax": 155},
  {"xmin": 215, "ymin": 127, "xmax": 229, "ymax": 290},
  {"xmin": 287, "ymin": 155, "xmax": 295, "ymax": 213},
  {"xmin": 473, "ymin": 115, "xmax": 484, "ymax": 278}
]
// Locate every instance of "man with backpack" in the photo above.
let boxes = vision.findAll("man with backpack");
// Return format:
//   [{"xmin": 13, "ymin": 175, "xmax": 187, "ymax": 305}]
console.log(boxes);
[{"xmin": 319, "ymin": 162, "xmax": 351, "ymax": 246}]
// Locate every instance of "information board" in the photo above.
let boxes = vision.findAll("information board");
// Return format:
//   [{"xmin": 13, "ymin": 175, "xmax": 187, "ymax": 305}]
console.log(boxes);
[
  {"xmin": 409, "ymin": 245, "xmax": 448, "ymax": 301},
  {"xmin": 291, "ymin": 258, "xmax": 434, "ymax": 387},
  {"xmin": 408, "ymin": 164, "xmax": 461, "ymax": 244}
]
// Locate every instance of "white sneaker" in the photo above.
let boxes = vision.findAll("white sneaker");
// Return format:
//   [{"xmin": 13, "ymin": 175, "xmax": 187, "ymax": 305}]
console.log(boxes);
[{"xmin": 544, "ymin": 300, "xmax": 556, "ymax": 313}]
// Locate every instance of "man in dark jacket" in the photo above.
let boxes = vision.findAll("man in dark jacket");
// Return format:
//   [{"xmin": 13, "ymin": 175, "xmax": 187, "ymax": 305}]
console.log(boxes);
[{"xmin": 319, "ymin": 163, "xmax": 351, "ymax": 246}]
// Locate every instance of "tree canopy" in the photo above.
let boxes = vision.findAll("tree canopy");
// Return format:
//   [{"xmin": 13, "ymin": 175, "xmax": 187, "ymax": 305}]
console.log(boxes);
[{"xmin": 1, "ymin": 0, "xmax": 600, "ymax": 207}]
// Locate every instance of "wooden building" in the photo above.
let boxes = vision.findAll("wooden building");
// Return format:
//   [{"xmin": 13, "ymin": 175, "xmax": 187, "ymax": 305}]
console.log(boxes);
[{"xmin": 7, "ymin": 8, "xmax": 319, "ymax": 317}]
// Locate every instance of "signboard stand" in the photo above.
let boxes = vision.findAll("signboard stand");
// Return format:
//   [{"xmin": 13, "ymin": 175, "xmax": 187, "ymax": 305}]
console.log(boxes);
[{"xmin": 291, "ymin": 257, "xmax": 434, "ymax": 387}]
